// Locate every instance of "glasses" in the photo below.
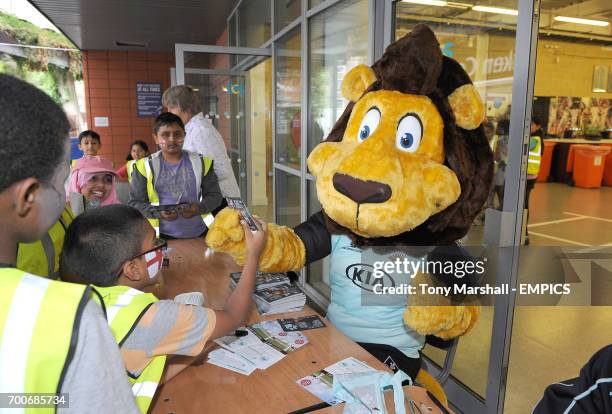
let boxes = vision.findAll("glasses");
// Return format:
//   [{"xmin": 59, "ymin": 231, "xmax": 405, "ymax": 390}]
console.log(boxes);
[{"xmin": 114, "ymin": 238, "xmax": 167, "ymax": 277}]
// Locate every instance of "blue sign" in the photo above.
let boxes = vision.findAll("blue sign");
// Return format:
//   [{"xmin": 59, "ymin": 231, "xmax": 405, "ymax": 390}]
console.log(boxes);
[
  {"xmin": 70, "ymin": 137, "xmax": 83, "ymax": 160},
  {"xmin": 136, "ymin": 82, "xmax": 163, "ymax": 117}
]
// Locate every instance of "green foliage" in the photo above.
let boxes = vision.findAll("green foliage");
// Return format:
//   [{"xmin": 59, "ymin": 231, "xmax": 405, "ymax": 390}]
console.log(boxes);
[{"xmin": 0, "ymin": 10, "xmax": 81, "ymax": 78}]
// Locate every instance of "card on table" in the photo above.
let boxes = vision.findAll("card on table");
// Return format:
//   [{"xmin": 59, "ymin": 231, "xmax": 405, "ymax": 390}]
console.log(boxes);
[{"xmin": 278, "ymin": 315, "xmax": 326, "ymax": 332}]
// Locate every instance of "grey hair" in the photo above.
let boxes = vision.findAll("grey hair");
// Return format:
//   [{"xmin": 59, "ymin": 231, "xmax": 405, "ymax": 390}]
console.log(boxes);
[{"xmin": 162, "ymin": 85, "xmax": 202, "ymax": 115}]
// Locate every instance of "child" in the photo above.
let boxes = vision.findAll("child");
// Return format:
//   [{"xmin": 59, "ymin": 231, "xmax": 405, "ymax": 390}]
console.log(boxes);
[
  {"xmin": 68, "ymin": 130, "xmax": 113, "ymax": 198},
  {"xmin": 128, "ymin": 112, "xmax": 223, "ymax": 238},
  {"xmin": 116, "ymin": 140, "xmax": 150, "ymax": 181},
  {"xmin": 59, "ymin": 204, "xmax": 267, "ymax": 413},
  {"xmin": 68, "ymin": 156, "xmax": 121, "ymax": 213},
  {"xmin": 0, "ymin": 74, "xmax": 139, "ymax": 413},
  {"xmin": 78, "ymin": 129, "xmax": 101, "ymax": 157}
]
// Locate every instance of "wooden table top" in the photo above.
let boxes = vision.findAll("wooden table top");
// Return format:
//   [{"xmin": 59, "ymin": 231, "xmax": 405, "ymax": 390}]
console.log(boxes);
[{"xmin": 147, "ymin": 238, "xmax": 393, "ymax": 414}]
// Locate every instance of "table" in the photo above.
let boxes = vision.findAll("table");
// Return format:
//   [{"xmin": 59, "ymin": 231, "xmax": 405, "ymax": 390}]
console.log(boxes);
[{"xmin": 147, "ymin": 238, "xmax": 394, "ymax": 414}]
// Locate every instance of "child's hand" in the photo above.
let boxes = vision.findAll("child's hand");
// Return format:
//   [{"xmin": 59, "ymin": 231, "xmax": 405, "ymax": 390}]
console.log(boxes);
[
  {"xmin": 179, "ymin": 203, "xmax": 199, "ymax": 219},
  {"xmin": 160, "ymin": 210, "xmax": 178, "ymax": 221},
  {"xmin": 242, "ymin": 218, "xmax": 267, "ymax": 260}
]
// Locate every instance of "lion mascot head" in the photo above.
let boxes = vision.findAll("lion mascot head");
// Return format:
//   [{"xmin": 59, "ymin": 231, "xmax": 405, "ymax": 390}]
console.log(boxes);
[{"xmin": 308, "ymin": 24, "xmax": 493, "ymax": 246}]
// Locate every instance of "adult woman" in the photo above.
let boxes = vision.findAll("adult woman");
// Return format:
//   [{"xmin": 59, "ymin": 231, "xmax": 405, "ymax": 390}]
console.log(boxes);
[{"xmin": 162, "ymin": 85, "xmax": 240, "ymax": 199}]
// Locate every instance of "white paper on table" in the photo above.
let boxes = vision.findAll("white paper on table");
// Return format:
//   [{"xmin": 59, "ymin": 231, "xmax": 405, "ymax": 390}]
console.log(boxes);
[
  {"xmin": 214, "ymin": 330, "xmax": 285, "ymax": 369},
  {"xmin": 207, "ymin": 348, "xmax": 257, "ymax": 375},
  {"xmin": 296, "ymin": 375, "xmax": 342, "ymax": 406},
  {"xmin": 296, "ymin": 357, "xmax": 378, "ymax": 405},
  {"xmin": 249, "ymin": 320, "xmax": 309, "ymax": 352},
  {"xmin": 325, "ymin": 357, "xmax": 376, "ymax": 376}
]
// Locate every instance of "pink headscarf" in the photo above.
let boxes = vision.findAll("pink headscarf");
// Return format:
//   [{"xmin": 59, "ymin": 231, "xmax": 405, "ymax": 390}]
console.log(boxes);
[{"xmin": 68, "ymin": 156, "xmax": 120, "ymax": 206}]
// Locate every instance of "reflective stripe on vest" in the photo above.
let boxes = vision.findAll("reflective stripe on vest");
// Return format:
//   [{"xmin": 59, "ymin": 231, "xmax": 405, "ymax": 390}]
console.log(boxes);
[
  {"xmin": 527, "ymin": 136, "xmax": 542, "ymax": 175},
  {"xmin": 92, "ymin": 285, "xmax": 165, "ymax": 414},
  {"xmin": 0, "ymin": 269, "xmax": 88, "ymax": 414},
  {"xmin": 135, "ymin": 158, "xmax": 160, "ymax": 236},
  {"xmin": 136, "ymin": 153, "xmax": 215, "ymax": 235},
  {"xmin": 127, "ymin": 160, "xmax": 137, "ymax": 184},
  {"xmin": 16, "ymin": 206, "xmax": 75, "ymax": 279}
]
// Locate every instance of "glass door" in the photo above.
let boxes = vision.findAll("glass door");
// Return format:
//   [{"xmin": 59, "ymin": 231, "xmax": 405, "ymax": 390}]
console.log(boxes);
[
  {"xmin": 387, "ymin": 0, "xmax": 538, "ymax": 412},
  {"xmin": 175, "ymin": 45, "xmax": 273, "ymax": 221}
]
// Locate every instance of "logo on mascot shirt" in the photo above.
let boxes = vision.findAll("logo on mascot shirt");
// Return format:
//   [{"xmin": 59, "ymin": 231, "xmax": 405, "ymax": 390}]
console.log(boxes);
[{"xmin": 345, "ymin": 263, "xmax": 396, "ymax": 292}]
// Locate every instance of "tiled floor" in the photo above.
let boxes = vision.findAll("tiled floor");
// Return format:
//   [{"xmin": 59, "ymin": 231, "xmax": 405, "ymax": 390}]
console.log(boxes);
[
  {"xmin": 424, "ymin": 183, "xmax": 612, "ymax": 413},
  {"xmin": 505, "ymin": 183, "xmax": 612, "ymax": 413}
]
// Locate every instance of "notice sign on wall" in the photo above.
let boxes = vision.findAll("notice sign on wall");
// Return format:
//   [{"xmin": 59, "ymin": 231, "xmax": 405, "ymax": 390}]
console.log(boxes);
[{"xmin": 136, "ymin": 82, "xmax": 163, "ymax": 117}]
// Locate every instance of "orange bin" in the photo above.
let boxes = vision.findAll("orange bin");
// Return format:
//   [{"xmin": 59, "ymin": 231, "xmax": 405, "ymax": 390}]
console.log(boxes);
[
  {"xmin": 536, "ymin": 140, "xmax": 557, "ymax": 183},
  {"xmin": 569, "ymin": 145, "xmax": 611, "ymax": 188},
  {"xmin": 603, "ymin": 144, "xmax": 612, "ymax": 186}
]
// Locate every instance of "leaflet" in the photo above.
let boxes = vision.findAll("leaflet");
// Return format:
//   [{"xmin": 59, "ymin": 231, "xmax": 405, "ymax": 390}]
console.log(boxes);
[
  {"xmin": 214, "ymin": 329, "xmax": 285, "ymax": 369},
  {"xmin": 207, "ymin": 348, "xmax": 257, "ymax": 376},
  {"xmin": 296, "ymin": 357, "xmax": 377, "ymax": 405}
]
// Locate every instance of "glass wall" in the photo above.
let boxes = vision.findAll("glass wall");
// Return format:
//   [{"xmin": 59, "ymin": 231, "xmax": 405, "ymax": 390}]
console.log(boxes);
[
  {"xmin": 394, "ymin": 0, "xmax": 519, "ymax": 401},
  {"xmin": 238, "ymin": 0, "xmax": 272, "ymax": 48},
  {"xmin": 275, "ymin": 169, "xmax": 301, "ymax": 227},
  {"xmin": 275, "ymin": 28, "xmax": 302, "ymax": 170},
  {"xmin": 504, "ymin": 1, "xmax": 612, "ymax": 413},
  {"xmin": 275, "ymin": 0, "xmax": 301, "ymax": 33},
  {"xmin": 308, "ymin": 0, "xmax": 369, "ymax": 155}
]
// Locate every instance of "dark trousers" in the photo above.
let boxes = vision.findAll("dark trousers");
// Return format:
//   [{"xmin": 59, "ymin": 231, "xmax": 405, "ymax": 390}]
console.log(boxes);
[
  {"xmin": 525, "ymin": 179, "xmax": 536, "ymax": 236},
  {"xmin": 357, "ymin": 342, "xmax": 422, "ymax": 380}
]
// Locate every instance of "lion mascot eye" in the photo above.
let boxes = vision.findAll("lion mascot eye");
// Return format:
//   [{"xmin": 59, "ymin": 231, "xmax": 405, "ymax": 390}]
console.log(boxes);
[
  {"xmin": 395, "ymin": 114, "xmax": 422, "ymax": 152},
  {"xmin": 357, "ymin": 107, "xmax": 381, "ymax": 141}
]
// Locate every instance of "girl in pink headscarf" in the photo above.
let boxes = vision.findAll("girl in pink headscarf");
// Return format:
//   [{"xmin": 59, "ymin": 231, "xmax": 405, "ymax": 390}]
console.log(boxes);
[{"xmin": 68, "ymin": 156, "xmax": 120, "ymax": 207}]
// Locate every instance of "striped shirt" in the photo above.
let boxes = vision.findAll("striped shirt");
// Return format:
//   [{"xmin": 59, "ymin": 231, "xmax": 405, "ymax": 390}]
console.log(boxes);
[{"xmin": 120, "ymin": 300, "xmax": 216, "ymax": 376}]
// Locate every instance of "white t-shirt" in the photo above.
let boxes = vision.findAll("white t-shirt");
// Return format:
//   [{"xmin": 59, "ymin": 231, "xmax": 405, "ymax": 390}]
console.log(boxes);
[
  {"xmin": 184, "ymin": 113, "xmax": 240, "ymax": 198},
  {"xmin": 59, "ymin": 300, "xmax": 139, "ymax": 413}
]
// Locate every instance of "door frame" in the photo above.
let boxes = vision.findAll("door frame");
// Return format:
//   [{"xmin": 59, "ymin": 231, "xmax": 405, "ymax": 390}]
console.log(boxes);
[{"xmin": 174, "ymin": 43, "xmax": 272, "ymax": 204}]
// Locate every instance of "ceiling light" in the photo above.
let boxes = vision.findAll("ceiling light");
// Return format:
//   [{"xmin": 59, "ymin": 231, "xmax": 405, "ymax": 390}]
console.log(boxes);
[
  {"xmin": 402, "ymin": 0, "xmax": 448, "ymax": 6},
  {"xmin": 554, "ymin": 16, "xmax": 609, "ymax": 27},
  {"xmin": 447, "ymin": 1, "xmax": 473, "ymax": 8},
  {"xmin": 472, "ymin": 5, "xmax": 518, "ymax": 16}
]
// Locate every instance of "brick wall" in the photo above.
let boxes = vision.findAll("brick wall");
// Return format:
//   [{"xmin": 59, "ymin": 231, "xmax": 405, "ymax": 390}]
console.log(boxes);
[{"xmin": 82, "ymin": 51, "xmax": 174, "ymax": 167}]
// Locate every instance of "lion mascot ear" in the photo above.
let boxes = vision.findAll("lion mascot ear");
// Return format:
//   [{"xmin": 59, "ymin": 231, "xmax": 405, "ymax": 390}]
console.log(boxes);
[
  {"xmin": 340, "ymin": 64, "xmax": 377, "ymax": 102},
  {"xmin": 448, "ymin": 84, "xmax": 485, "ymax": 130}
]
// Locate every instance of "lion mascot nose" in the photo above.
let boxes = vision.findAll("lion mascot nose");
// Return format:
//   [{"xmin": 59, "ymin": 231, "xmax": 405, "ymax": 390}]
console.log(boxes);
[{"xmin": 332, "ymin": 173, "xmax": 392, "ymax": 204}]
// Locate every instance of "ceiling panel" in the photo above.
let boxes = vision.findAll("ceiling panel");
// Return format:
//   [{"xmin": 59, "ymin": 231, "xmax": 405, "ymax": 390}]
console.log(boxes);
[{"xmin": 30, "ymin": 0, "xmax": 238, "ymax": 51}]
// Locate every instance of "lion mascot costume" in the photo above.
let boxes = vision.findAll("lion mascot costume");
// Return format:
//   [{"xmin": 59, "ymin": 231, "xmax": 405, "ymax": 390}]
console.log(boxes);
[{"xmin": 206, "ymin": 24, "xmax": 493, "ymax": 407}]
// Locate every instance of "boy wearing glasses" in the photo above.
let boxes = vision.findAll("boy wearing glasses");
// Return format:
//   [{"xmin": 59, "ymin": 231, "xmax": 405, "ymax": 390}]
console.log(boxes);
[
  {"xmin": 59, "ymin": 204, "xmax": 267, "ymax": 413},
  {"xmin": 128, "ymin": 112, "xmax": 223, "ymax": 239}
]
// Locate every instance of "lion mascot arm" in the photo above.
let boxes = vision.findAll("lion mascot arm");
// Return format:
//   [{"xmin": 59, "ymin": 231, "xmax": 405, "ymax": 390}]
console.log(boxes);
[
  {"xmin": 206, "ymin": 208, "xmax": 479, "ymax": 340},
  {"xmin": 205, "ymin": 208, "xmax": 330, "ymax": 272}
]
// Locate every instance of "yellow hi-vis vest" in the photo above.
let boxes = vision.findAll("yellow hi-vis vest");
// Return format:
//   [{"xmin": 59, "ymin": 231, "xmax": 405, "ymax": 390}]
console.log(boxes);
[
  {"xmin": 93, "ymin": 285, "xmax": 165, "ymax": 414},
  {"xmin": 127, "ymin": 160, "xmax": 137, "ymax": 183},
  {"xmin": 527, "ymin": 136, "xmax": 542, "ymax": 176},
  {"xmin": 17, "ymin": 206, "xmax": 75, "ymax": 279},
  {"xmin": 135, "ymin": 152, "xmax": 215, "ymax": 236},
  {"xmin": 0, "ymin": 268, "xmax": 90, "ymax": 413}
]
